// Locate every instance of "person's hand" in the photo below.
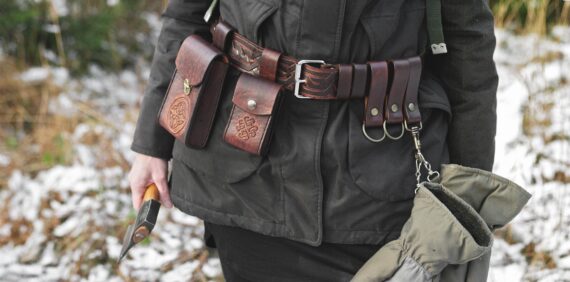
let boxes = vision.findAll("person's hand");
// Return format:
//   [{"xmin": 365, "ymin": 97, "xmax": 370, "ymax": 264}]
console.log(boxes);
[{"xmin": 128, "ymin": 152, "xmax": 173, "ymax": 210}]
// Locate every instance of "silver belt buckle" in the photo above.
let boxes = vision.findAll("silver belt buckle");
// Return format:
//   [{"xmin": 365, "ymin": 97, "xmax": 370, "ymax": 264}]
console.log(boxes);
[{"xmin": 294, "ymin": 60, "xmax": 326, "ymax": 99}]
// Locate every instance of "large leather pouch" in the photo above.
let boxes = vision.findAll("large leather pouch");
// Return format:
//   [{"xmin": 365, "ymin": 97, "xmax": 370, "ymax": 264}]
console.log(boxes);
[
  {"xmin": 157, "ymin": 34, "xmax": 229, "ymax": 148},
  {"xmin": 223, "ymin": 73, "xmax": 282, "ymax": 156}
]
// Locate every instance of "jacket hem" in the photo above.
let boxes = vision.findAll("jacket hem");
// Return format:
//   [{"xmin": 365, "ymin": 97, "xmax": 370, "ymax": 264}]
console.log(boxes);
[{"xmin": 171, "ymin": 193, "xmax": 324, "ymax": 246}]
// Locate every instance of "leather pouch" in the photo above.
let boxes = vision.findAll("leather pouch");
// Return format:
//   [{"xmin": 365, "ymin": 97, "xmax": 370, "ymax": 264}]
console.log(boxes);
[
  {"xmin": 223, "ymin": 73, "xmax": 283, "ymax": 156},
  {"xmin": 157, "ymin": 34, "xmax": 229, "ymax": 148}
]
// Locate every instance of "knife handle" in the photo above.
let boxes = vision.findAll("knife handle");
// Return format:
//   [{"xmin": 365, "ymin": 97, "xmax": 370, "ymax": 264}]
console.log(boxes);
[{"xmin": 143, "ymin": 183, "xmax": 160, "ymax": 202}]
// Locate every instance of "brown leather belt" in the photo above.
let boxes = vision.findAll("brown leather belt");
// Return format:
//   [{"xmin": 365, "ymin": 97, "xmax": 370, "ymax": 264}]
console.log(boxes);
[{"xmin": 210, "ymin": 20, "xmax": 423, "ymax": 140}]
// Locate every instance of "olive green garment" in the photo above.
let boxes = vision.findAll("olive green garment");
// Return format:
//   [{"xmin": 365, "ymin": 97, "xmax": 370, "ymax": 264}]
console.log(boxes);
[
  {"xmin": 130, "ymin": 0, "xmax": 498, "ymax": 245},
  {"xmin": 351, "ymin": 164, "xmax": 531, "ymax": 282},
  {"xmin": 438, "ymin": 164, "xmax": 532, "ymax": 282},
  {"xmin": 351, "ymin": 182, "xmax": 494, "ymax": 282}
]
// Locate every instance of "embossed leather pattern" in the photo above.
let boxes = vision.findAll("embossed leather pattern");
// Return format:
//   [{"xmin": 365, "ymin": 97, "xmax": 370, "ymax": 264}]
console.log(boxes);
[
  {"xmin": 157, "ymin": 34, "xmax": 229, "ymax": 148},
  {"xmin": 212, "ymin": 20, "xmax": 424, "ymax": 105},
  {"xmin": 223, "ymin": 73, "xmax": 283, "ymax": 156}
]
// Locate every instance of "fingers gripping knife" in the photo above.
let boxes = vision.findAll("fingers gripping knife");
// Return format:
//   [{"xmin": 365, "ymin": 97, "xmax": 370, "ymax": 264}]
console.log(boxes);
[{"xmin": 118, "ymin": 183, "xmax": 161, "ymax": 262}]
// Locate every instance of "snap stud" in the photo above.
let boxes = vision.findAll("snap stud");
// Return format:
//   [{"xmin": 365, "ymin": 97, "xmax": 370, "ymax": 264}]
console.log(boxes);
[
  {"xmin": 247, "ymin": 99, "xmax": 257, "ymax": 110},
  {"xmin": 408, "ymin": 103, "xmax": 416, "ymax": 112}
]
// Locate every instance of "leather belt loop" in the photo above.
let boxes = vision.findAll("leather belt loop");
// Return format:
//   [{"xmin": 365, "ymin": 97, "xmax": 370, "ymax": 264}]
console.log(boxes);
[
  {"xmin": 260, "ymin": 48, "xmax": 282, "ymax": 82},
  {"xmin": 385, "ymin": 59, "xmax": 410, "ymax": 124},
  {"xmin": 212, "ymin": 21, "xmax": 234, "ymax": 52},
  {"xmin": 336, "ymin": 64, "xmax": 353, "ymax": 99},
  {"xmin": 351, "ymin": 64, "xmax": 369, "ymax": 99},
  {"xmin": 403, "ymin": 56, "xmax": 423, "ymax": 124},
  {"xmin": 365, "ymin": 61, "xmax": 389, "ymax": 127}
]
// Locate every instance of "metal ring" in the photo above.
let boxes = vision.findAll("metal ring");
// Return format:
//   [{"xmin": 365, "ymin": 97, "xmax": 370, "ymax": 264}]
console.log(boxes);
[
  {"xmin": 404, "ymin": 120, "xmax": 423, "ymax": 132},
  {"xmin": 383, "ymin": 121, "xmax": 405, "ymax": 140},
  {"xmin": 362, "ymin": 123, "xmax": 386, "ymax": 143}
]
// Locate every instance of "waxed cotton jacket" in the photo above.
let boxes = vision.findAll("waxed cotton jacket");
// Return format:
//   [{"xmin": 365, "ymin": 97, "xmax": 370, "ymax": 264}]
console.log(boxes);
[{"xmin": 130, "ymin": 0, "xmax": 498, "ymax": 246}]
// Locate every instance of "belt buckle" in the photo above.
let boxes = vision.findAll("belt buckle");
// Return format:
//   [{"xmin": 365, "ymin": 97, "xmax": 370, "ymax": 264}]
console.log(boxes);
[{"xmin": 294, "ymin": 59, "xmax": 326, "ymax": 99}]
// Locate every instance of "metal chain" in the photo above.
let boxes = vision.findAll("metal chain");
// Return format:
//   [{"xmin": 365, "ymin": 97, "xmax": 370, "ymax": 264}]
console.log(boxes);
[{"xmin": 410, "ymin": 125, "xmax": 440, "ymax": 189}]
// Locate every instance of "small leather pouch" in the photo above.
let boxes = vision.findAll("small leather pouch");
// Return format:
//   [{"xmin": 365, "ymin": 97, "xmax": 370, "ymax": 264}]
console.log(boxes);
[
  {"xmin": 157, "ymin": 34, "xmax": 229, "ymax": 148},
  {"xmin": 223, "ymin": 73, "xmax": 283, "ymax": 156}
]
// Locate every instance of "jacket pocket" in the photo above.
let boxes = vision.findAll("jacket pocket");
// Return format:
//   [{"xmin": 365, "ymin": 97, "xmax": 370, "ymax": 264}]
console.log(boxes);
[
  {"xmin": 347, "ymin": 74, "xmax": 451, "ymax": 201},
  {"xmin": 172, "ymin": 67, "xmax": 265, "ymax": 183}
]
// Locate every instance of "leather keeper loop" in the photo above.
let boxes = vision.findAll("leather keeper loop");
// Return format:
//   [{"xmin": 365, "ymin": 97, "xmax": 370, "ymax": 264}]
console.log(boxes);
[
  {"xmin": 351, "ymin": 64, "xmax": 369, "ymax": 99},
  {"xmin": 260, "ymin": 48, "xmax": 282, "ymax": 82},
  {"xmin": 213, "ymin": 21, "xmax": 234, "ymax": 51},
  {"xmin": 403, "ymin": 56, "xmax": 423, "ymax": 124},
  {"xmin": 365, "ymin": 61, "xmax": 389, "ymax": 127},
  {"xmin": 385, "ymin": 59, "xmax": 410, "ymax": 124},
  {"xmin": 336, "ymin": 64, "xmax": 353, "ymax": 99}
]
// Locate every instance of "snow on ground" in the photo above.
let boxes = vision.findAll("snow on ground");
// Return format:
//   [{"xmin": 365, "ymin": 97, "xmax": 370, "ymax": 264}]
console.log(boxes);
[
  {"xmin": 0, "ymin": 63, "xmax": 222, "ymax": 281},
  {"xmin": 489, "ymin": 26, "xmax": 570, "ymax": 281},
  {"xmin": 0, "ymin": 26, "xmax": 568, "ymax": 281}
]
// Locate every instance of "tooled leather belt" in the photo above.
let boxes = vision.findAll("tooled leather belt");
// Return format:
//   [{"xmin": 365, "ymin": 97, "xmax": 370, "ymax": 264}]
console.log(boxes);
[{"xmin": 210, "ymin": 20, "xmax": 424, "ymax": 133}]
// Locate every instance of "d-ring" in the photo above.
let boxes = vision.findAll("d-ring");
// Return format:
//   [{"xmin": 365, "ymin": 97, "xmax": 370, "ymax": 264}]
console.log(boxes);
[
  {"xmin": 404, "ymin": 120, "xmax": 423, "ymax": 132},
  {"xmin": 383, "ymin": 121, "xmax": 405, "ymax": 140},
  {"xmin": 362, "ymin": 123, "xmax": 386, "ymax": 143}
]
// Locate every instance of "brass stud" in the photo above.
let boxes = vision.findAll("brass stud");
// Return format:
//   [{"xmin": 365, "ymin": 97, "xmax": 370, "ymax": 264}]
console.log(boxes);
[
  {"xmin": 391, "ymin": 104, "xmax": 399, "ymax": 113},
  {"xmin": 247, "ymin": 99, "xmax": 257, "ymax": 110},
  {"xmin": 408, "ymin": 103, "xmax": 416, "ymax": 112},
  {"xmin": 370, "ymin": 107, "xmax": 379, "ymax": 117}
]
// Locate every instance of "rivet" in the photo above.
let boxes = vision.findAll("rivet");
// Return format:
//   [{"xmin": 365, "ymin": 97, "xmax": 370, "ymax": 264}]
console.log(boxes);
[
  {"xmin": 370, "ymin": 107, "xmax": 379, "ymax": 117},
  {"xmin": 391, "ymin": 104, "xmax": 399, "ymax": 113},
  {"xmin": 247, "ymin": 99, "xmax": 257, "ymax": 110},
  {"xmin": 408, "ymin": 103, "xmax": 416, "ymax": 112}
]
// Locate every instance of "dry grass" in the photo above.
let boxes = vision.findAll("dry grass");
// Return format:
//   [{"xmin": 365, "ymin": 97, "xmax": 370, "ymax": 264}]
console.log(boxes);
[
  {"xmin": 493, "ymin": 0, "xmax": 570, "ymax": 35},
  {"xmin": 0, "ymin": 58, "xmax": 77, "ymax": 189}
]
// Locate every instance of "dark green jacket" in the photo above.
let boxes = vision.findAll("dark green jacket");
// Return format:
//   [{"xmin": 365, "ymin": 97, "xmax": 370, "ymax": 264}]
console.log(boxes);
[{"xmin": 131, "ymin": 0, "xmax": 498, "ymax": 246}]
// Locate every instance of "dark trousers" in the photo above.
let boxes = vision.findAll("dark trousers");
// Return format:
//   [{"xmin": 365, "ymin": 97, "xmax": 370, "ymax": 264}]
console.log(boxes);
[{"xmin": 203, "ymin": 221, "xmax": 386, "ymax": 282}]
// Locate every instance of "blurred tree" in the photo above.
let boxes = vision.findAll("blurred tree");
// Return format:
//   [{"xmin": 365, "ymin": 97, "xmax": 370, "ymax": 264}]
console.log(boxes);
[
  {"xmin": 0, "ymin": 0, "xmax": 165, "ymax": 75},
  {"xmin": 491, "ymin": 0, "xmax": 570, "ymax": 34}
]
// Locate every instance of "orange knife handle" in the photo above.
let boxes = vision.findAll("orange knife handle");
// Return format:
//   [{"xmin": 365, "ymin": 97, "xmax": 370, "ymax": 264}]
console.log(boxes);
[{"xmin": 143, "ymin": 183, "xmax": 160, "ymax": 202}]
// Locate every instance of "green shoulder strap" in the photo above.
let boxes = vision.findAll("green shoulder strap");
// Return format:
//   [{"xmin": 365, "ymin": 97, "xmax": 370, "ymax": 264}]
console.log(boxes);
[{"xmin": 427, "ymin": 0, "xmax": 447, "ymax": 54}]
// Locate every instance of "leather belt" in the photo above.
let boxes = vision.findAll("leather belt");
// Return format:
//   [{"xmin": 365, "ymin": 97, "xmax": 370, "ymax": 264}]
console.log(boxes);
[{"xmin": 210, "ymin": 21, "xmax": 423, "ymax": 102}]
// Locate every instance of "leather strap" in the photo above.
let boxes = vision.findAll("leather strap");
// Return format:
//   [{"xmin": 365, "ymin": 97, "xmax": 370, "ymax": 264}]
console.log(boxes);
[
  {"xmin": 365, "ymin": 61, "xmax": 389, "ymax": 127},
  {"xmin": 385, "ymin": 60, "xmax": 410, "ymax": 124},
  {"xmin": 336, "ymin": 64, "xmax": 353, "ymax": 100},
  {"xmin": 403, "ymin": 56, "xmax": 422, "ymax": 124},
  {"xmin": 260, "ymin": 48, "xmax": 282, "ymax": 81},
  {"xmin": 351, "ymin": 64, "xmax": 369, "ymax": 99},
  {"xmin": 212, "ymin": 21, "xmax": 234, "ymax": 52}
]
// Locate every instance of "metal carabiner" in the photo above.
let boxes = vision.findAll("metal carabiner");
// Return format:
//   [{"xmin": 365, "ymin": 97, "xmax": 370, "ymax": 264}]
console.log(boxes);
[
  {"xmin": 383, "ymin": 121, "xmax": 405, "ymax": 140},
  {"xmin": 362, "ymin": 123, "xmax": 386, "ymax": 143},
  {"xmin": 404, "ymin": 120, "xmax": 422, "ymax": 132}
]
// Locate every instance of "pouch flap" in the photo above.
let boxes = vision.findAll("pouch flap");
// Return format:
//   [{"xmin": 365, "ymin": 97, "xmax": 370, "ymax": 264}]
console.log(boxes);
[
  {"xmin": 232, "ymin": 73, "xmax": 282, "ymax": 116},
  {"xmin": 175, "ymin": 34, "xmax": 225, "ymax": 87}
]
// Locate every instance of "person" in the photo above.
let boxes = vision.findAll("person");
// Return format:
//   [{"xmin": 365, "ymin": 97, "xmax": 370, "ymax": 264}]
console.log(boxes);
[{"xmin": 128, "ymin": 0, "xmax": 498, "ymax": 281}]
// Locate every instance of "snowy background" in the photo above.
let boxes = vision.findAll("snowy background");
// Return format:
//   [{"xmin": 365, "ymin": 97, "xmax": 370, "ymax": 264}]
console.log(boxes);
[{"xmin": 0, "ymin": 4, "xmax": 569, "ymax": 282}]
